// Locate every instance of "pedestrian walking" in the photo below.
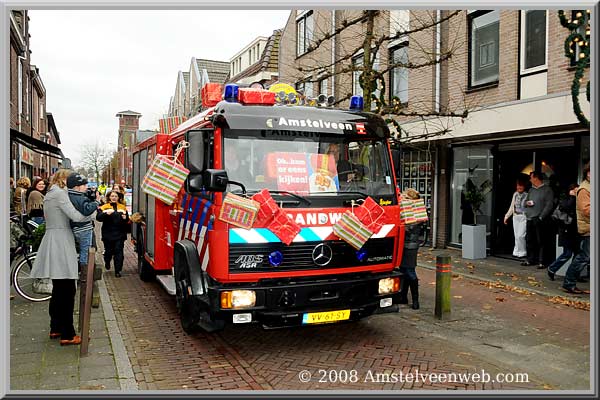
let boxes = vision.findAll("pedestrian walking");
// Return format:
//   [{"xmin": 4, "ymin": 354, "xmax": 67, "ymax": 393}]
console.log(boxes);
[
  {"xmin": 504, "ymin": 178, "xmax": 528, "ymax": 258},
  {"xmin": 97, "ymin": 190, "xmax": 130, "ymax": 278},
  {"xmin": 398, "ymin": 188, "xmax": 425, "ymax": 310},
  {"xmin": 561, "ymin": 163, "xmax": 591, "ymax": 294},
  {"xmin": 26, "ymin": 177, "xmax": 47, "ymax": 225},
  {"xmin": 521, "ymin": 171, "xmax": 554, "ymax": 269},
  {"xmin": 13, "ymin": 177, "xmax": 31, "ymax": 216},
  {"xmin": 67, "ymin": 173, "xmax": 100, "ymax": 270},
  {"xmin": 547, "ymin": 184, "xmax": 579, "ymax": 281},
  {"xmin": 29, "ymin": 169, "xmax": 92, "ymax": 346}
]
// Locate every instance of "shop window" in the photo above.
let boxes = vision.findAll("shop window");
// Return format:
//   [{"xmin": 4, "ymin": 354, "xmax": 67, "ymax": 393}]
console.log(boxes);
[
  {"xmin": 399, "ymin": 150, "xmax": 433, "ymax": 212},
  {"xmin": 520, "ymin": 10, "xmax": 547, "ymax": 73},
  {"xmin": 469, "ymin": 11, "xmax": 500, "ymax": 87},
  {"xmin": 450, "ymin": 146, "xmax": 494, "ymax": 246}
]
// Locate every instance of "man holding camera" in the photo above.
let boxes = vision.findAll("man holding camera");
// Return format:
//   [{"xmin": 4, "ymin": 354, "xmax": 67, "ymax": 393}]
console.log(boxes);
[{"xmin": 67, "ymin": 173, "xmax": 100, "ymax": 270}]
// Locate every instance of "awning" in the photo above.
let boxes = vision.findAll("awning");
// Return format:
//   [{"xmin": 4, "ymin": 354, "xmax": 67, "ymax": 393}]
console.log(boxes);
[{"xmin": 10, "ymin": 128, "xmax": 64, "ymax": 159}]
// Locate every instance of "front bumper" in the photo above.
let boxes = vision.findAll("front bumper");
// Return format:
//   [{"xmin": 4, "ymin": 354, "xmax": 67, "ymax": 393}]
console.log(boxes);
[{"xmin": 206, "ymin": 270, "xmax": 403, "ymax": 328}]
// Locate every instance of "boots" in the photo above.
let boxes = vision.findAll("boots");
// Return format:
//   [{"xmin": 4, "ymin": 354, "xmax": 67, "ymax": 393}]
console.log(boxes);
[
  {"xmin": 409, "ymin": 279, "xmax": 420, "ymax": 310},
  {"xmin": 398, "ymin": 279, "xmax": 410, "ymax": 304}
]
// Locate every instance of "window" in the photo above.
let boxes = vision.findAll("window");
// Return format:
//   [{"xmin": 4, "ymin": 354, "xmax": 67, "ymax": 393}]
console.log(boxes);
[
  {"xmin": 469, "ymin": 11, "xmax": 500, "ymax": 87},
  {"xmin": 296, "ymin": 11, "xmax": 314, "ymax": 56},
  {"xmin": 520, "ymin": 10, "xmax": 547, "ymax": 73},
  {"xmin": 389, "ymin": 45, "xmax": 409, "ymax": 104},
  {"xmin": 318, "ymin": 78, "xmax": 328, "ymax": 96},
  {"xmin": 296, "ymin": 80, "xmax": 313, "ymax": 98},
  {"xmin": 352, "ymin": 55, "xmax": 364, "ymax": 97},
  {"xmin": 389, "ymin": 10, "xmax": 410, "ymax": 44},
  {"xmin": 18, "ymin": 57, "xmax": 23, "ymax": 122}
]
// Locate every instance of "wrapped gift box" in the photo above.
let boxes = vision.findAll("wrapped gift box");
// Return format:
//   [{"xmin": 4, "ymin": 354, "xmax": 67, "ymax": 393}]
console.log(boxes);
[
  {"xmin": 412, "ymin": 198, "xmax": 429, "ymax": 223},
  {"xmin": 251, "ymin": 189, "xmax": 280, "ymax": 225},
  {"xmin": 400, "ymin": 198, "xmax": 417, "ymax": 225},
  {"xmin": 141, "ymin": 154, "xmax": 190, "ymax": 205},
  {"xmin": 333, "ymin": 211, "xmax": 373, "ymax": 250},
  {"xmin": 267, "ymin": 210, "xmax": 301, "ymax": 245},
  {"xmin": 354, "ymin": 196, "xmax": 386, "ymax": 234},
  {"xmin": 219, "ymin": 193, "xmax": 260, "ymax": 229}
]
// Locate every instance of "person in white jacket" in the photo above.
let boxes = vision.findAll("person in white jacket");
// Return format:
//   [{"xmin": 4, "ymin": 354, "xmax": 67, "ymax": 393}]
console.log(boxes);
[{"xmin": 504, "ymin": 179, "xmax": 528, "ymax": 258}]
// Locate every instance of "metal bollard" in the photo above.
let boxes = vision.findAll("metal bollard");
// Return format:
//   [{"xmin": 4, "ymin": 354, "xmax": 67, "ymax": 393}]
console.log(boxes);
[{"xmin": 434, "ymin": 255, "xmax": 451, "ymax": 320}]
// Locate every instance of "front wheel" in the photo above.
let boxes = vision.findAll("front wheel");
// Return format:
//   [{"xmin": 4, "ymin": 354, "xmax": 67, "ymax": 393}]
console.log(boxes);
[{"xmin": 11, "ymin": 253, "xmax": 52, "ymax": 302}]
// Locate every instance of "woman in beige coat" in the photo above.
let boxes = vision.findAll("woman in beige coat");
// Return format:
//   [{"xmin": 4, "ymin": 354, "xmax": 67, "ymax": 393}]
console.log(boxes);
[{"xmin": 30, "ymin": 169, "xmax": 92, "ymax": 345}]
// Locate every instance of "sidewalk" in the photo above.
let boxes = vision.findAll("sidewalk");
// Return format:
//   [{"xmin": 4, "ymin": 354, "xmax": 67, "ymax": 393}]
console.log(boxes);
[
  {"xmin": 416, "ymin": 247, "xmax": 590, "ymax": 304},
  {"xmin": 9, "ymin": 255, "xmax": 136, "ymax": 392}
]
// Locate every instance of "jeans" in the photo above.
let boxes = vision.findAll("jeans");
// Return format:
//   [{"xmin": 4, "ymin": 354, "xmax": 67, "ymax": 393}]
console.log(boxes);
[
  {"xmin": 400, "ymin": 247, "xmax": 419, "ymax": 281},
  {"xmin": 563, "ymin": 236, "xmax": 590, "ymax": 290},
  {"xmin": 73, "ymin": 229, "xmax": 93, "ymax": 266},
  {"xmin": 548, "ymin": 247, "xmax": 574, "ymax": 274}
]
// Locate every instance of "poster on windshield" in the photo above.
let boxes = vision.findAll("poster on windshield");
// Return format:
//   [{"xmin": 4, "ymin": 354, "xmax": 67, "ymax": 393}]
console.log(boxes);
[{"xmin": 267, "ymin": 152, "xmax": 339, "ymax": 194}]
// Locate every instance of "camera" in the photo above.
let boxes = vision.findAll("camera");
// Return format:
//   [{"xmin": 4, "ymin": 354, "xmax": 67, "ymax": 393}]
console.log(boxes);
[{"xmin": 86, "ymin": 187, "xmax": 98, "ymax": 201}]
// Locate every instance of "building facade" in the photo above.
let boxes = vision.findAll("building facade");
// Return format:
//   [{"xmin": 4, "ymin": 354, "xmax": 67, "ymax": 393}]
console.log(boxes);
[
  {"xmin": 115, "ymin": 110, "xmax": 142, "ymax": 186},
  {"xmin": 227, "ymin": 30, "xmax": 281, "ymax": 87},
  {"xmin": 279, "ymin": 9, "xmax": 591, "ymax": 253},
  {"xmin": 10, "ymin": 10, "xmax": 63, "ymax": 181}
]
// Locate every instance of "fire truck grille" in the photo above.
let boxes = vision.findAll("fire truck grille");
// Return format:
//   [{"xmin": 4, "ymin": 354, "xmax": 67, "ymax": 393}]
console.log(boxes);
[{"xmin": 228, "ymin": 237, "xmax": 395, "ymax": 272}]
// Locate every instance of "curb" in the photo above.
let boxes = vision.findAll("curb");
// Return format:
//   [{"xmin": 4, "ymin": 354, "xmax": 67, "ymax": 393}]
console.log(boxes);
[
  {"xmin": 97, "ymin": 278, "xmax": 138, "ymax": 390},
  {"xmin": 417, "ymin": 262, "xmax": 590, "ymax": 303}
]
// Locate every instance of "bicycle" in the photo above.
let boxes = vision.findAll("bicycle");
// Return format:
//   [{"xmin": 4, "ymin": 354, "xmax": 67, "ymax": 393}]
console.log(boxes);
[{"xmin": 9, "ymin": 214, "xmax": 51, "ymax": 302}]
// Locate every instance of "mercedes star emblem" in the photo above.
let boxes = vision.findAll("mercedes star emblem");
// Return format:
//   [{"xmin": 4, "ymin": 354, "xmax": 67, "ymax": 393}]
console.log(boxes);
[{"xmin": 312, "ymin": 243, "xmax": 333, "ymax": 266}]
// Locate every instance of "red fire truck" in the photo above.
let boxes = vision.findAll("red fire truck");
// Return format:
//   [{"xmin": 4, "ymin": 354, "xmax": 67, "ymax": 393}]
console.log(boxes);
[{"xmin": 132, "ymin": 83, "xmax": 406, "ymax": 333}]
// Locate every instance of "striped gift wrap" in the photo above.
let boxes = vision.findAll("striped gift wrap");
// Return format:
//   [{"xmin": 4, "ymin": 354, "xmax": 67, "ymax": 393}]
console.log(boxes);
[
  {"xmin": 332, "ymin": 211, "xmax": 373, "ymax": 250},
  {"xmin": 218, "ymin": 193, "xmax": 260, "ymax": 229},
  {"xmin": 141, "ymin": 154, "xmax": 189, "ymax": 205}
]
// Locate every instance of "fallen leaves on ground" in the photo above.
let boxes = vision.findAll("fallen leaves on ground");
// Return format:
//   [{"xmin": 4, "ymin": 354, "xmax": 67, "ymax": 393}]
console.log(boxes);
[
  {"xmin": 453, "ymin": 295, "xmax": 463, "ymax": 299},
  {"xmin": 548, "ymin": 296, "xmax": 590, "ymax": 311},
  {"xmin": 493, "ymin": 272, "xmax": 505, "ymax": 276},
  {"xmin": 495, "ymin": 297, "xmax": 506, "ymax": 302},
  {"xmin": 482, "ymin": 304, "xmax": 493, "ymax": 310},
  {"xmin": 478, "ymin": 280, "xmax": 537, "ymax": 296}
]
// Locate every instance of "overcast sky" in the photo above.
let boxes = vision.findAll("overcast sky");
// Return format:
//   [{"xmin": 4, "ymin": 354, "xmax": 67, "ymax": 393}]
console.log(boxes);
[{"xmin": 28, "ymin": 10, "xmax": 291, "ymax": 165}]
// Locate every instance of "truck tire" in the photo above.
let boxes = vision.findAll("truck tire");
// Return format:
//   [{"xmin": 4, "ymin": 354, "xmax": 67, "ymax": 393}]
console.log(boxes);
[{"xmin": 137, "ymin": 232, "xmax": 155, "ymax": 282}]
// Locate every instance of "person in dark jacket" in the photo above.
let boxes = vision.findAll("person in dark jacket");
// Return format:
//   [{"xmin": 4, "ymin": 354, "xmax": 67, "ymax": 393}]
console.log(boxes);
[
  {"xmin": 547, "ymin": 184, "xmax": 578, "ymax": 281},
  {"xmin": 398, "ymin": 188, "xmax": 425, "ymax": 310},
  {"xmin": 67, "ymin": 173, "xmax": 100, "ymax": 269},
  {"xmin": 97, "ymin": 190, "xmax": 130, "ymax": 277},
  {"xmin": 522, "ymin": 171, "xmax": 555, "ymax": 268}
]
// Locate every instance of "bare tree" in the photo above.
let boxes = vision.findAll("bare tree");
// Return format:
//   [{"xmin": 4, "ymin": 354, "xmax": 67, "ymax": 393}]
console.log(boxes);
[
  {"xmin": 78, "ymin": 142, "xmax": 113, "ymax": 185},
  {"xmin": 281, "ymin": 10, "xmax": 475, "ymax": 143}
]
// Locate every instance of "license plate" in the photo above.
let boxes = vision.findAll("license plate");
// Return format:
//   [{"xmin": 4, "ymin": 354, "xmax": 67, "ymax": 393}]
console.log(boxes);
[{"xmin": 302, "ymin": 310, "xmax": 351, "ymax": 324}]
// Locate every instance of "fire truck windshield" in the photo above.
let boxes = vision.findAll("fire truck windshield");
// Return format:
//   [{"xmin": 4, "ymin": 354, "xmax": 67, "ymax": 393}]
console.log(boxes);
[{"xmin": 223, "ymin": 129, "xmax": 395, "ymax": 198}]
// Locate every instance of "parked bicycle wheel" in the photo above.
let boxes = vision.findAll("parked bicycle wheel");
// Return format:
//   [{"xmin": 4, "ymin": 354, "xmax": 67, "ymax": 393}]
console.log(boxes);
[{"xmin": 11, "ymin": 252, "xmax": 51, "ymax": 302}]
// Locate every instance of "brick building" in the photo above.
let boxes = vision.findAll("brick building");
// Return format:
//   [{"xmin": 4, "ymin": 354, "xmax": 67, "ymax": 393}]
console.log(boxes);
[
  {"xmin": 279, "ymin": 9, "xmax": 591, "ymax": 254},
  {"xmin": 115, "ymin": 110, "xmax": 142, "ymax": 185},
  {"xmin": 227, "ymin": 30, "xmax": 281, "ymax": 87},
  {"xmin": 9, "ymin": 10, "xmax": 63, "ymax": 180}
]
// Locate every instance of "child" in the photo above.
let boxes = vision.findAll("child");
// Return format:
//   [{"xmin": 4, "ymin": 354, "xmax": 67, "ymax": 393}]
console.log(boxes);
[
  {"xmin": 67, "ymin": 173, "xmax": 100, "ymax": 269},
  {"xmin": 97, "ymin": 190, "xmax": 130, "ymax": 277}
]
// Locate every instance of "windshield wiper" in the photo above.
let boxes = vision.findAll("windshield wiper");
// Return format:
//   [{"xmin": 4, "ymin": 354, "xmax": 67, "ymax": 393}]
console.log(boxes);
[
  {"xmin": 268, "ymin": 190, "xmax": 311, "ymax": 205},
  {"xmin": 337, "ymin": 191, "xmax": 369, "ymax": 198}
]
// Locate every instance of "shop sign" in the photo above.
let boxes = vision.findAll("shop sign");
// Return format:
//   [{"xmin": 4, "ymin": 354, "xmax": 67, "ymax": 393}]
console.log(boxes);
[{"xmin": 20, "ymin": 145, "xmax": 34, "ymax": 165}]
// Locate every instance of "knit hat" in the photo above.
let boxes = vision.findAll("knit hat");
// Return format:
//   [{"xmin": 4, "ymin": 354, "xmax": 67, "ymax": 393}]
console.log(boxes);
[{"xmin": 67, "ymin": 173, "xmax": 88, "ymax": 189}]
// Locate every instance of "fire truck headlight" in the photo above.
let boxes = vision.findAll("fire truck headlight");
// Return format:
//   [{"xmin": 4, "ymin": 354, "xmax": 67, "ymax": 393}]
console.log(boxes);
[
  {"xmin": 378, "ymin": 277, "xmax": 400, "ymax": 295},
  {"xmin": 221, "ymin": 290, "xmax": 256, "ymax": 309}
]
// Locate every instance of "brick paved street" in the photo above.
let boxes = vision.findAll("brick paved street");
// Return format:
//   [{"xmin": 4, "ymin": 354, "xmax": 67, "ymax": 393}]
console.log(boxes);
[{"xmin": 101, "ymin": 239, "xmax": 590, "ymax": 391}]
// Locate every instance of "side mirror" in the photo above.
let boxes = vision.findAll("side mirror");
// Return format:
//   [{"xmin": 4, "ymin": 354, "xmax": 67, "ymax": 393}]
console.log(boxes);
[
  {"xmin": 186, "ymin": 173, "xmax": 204, "ymax": 193},
  {"xmin": 185, "ymin": 130, "xmax": 205, "ymax": 173},
  {"xmin": 202, "ymin": 169, "xmax": 228, "ymax": 192}
]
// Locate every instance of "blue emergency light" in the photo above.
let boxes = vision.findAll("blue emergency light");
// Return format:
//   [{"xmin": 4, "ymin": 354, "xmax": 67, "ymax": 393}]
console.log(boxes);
[
  {"xmin": 356, "ymin": 248, "xmax": 368, "ymax": 262},
  {"xmin": 224, "ymin": 84, "xmax": 239, "ymax": 102},
  {"xmin": 349, "ymin": 95, "xmax": 364, "ymax": 111},
  {"xmin": 269, "ymin": 250, "xmax": 283, "ymax": 267}
]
